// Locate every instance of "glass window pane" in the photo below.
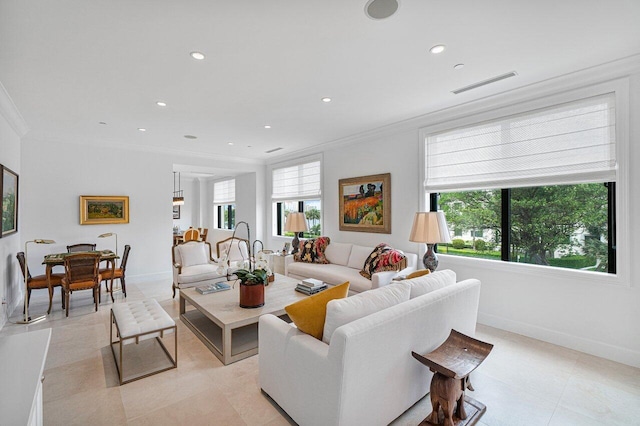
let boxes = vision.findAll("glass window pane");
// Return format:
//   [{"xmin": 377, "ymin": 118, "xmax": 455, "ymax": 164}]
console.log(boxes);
[{"xmin": 303, "ymin": 200, "xmax": 321, "ymax": 238}]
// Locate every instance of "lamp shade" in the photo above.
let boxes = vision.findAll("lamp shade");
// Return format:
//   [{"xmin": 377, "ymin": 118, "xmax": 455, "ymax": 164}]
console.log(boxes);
[
  {"xmin": 284, "ymin": 212, "xmax": 309, "ymax": 233},
  {"xmin": 409, "ymin": 212, "xmax": 452, "ymax": 244}
]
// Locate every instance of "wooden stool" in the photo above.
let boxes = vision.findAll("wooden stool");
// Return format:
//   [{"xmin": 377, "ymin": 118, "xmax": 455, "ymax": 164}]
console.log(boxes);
[{"xmin": 412, "ymin": 329, "xmax": 493, "ymax": 426}]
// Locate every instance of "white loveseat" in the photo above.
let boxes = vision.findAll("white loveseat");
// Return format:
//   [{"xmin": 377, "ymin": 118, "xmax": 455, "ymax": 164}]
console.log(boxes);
[
  {"xmin": 259, "ymin": 270, "xmax": 481, "ymax": 426},
  {"xmin": 285, "ymin": 241, "xmax": 418, "ymax": 294}
]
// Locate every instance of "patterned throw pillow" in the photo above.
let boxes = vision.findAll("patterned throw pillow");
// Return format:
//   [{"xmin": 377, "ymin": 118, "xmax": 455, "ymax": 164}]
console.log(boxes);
[
  {"xmin": 294, "ymin": 236, "xmax": 331, "ymax": 264},
  {"xmin": 360, "ymin": 243, "xmax": 407, "ymax": 279}
]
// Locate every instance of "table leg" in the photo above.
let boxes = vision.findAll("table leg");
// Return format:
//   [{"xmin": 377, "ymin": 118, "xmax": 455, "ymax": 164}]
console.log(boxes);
[
  {"xmin": 46, "ymin": 264, "xmax": 54, "ymax": 314},
  {"xmin": 109, "ymin": 259, "xmax": 116, "ymax": 303}
]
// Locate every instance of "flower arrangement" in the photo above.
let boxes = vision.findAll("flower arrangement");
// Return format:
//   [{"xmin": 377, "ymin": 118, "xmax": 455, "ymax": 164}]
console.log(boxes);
[{"xmin": 234, "ymin": 251, "xmax": 272, "ymax": 286}]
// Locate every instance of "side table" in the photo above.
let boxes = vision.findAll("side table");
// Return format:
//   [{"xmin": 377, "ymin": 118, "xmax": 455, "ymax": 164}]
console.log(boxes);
[
  {"xmin": 412, "ymin": 329, "xmax": 493, "ymax": 426},
  {"xmin": 268, "ymin": 253, "xmax": 293, "ymax": 275}
]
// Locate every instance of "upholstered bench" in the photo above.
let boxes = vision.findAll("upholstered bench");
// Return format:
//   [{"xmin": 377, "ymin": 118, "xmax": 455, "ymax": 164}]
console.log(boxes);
[{"xmin": 110, "ymin": 298, "xmax": 177, "ymax": 385}]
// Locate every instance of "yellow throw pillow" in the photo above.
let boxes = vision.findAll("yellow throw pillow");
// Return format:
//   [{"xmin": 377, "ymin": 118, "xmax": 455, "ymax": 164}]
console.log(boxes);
[
  {"xmin": 407, "ymin": 269, "xmax": 430, "ymax": 279},
  {"xmin": 285, "ymin": 282, "xmax": 350, "ymax": 340}
]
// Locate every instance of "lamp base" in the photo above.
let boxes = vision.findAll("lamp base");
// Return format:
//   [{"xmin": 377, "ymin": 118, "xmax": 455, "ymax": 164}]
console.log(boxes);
[
  {"xmin": 291, "ymin": 234, "xmax": 300, "ymax": 255},
  {"xmin": 423, "ymin": 244, "xmax": 439, "ymax": 272},
  {"xmin": 17, "ymin": 315, "xmax": 46, "ymax": 325}
]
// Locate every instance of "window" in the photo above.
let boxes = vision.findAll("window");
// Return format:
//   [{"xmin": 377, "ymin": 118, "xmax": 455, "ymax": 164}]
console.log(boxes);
[
  {"xmin": 426, "ymin": 93, "xmax": 617, "ymax": 274},
  {"xmin": 214, "ymin": 179, "xmax": 235, "ymax": 230},
  {"xmin": 271, "ymin": 159, "xmax": 322, "ymax": 238}
]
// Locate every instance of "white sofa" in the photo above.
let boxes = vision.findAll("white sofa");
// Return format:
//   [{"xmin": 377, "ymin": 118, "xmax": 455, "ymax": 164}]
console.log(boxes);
[
  {"xmin": 285, "ymin": 241, "xmax": 418, "ymax": 294},
  {"xmin": 259, "ymin": 271, "xmax": 481, "ymax": 426}
]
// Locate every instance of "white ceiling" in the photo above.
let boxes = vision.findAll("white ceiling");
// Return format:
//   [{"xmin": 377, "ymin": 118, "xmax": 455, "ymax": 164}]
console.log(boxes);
[{"xmin": 1, "ymin": 0, "xmax": 640, "ymax": 162}]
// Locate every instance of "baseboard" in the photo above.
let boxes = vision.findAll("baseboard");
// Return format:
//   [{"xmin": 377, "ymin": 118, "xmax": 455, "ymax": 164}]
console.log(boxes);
[
  {"xmin": 477, "ymin": 312, "xmax": 640, "ymax": 368},
  {"xmin": 126, "ymin": 271, "xmax": 172, "ymax": 285}
]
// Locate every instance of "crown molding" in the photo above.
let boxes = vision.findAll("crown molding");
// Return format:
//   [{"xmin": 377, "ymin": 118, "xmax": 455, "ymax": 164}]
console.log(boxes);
[{"xmin": 0, "ymin": 81, "xmax": 29, "ymax": 137}]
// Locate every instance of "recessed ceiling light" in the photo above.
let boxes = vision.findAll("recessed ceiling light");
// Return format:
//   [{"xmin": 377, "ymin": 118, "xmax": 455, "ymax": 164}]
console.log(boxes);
[
  {"xmin": 138, "ymin": 128, "xmax": 146, "ymax": 132},
  {"xmin": 98, "ymin": 121, "xmax": 107, "ymax": 125},
  {"xmin": 430, "ymin": 45, "xmax": 446, "ymax": 54},
  {"xmin": 184, "ymin": 135, "xmax": 197, "ymax": 139},
  {"xmin": 190, "ymin": 51, "xmax": 205, "ymax": 60},
  {"xmin": 264, "ymin": 125, "xmax": 271, "ymax": 129},
  {"xmin": 454, "ymin": 63, "xmax": 465, "ymax": 70},
  {"xmin": 321, "ymin": 97, "xmax": 332, "ymax": 103},
  {"xmin": 228, "ymin": 142, "xmax": 234, "ymax": 146},
  {"xmin": 156, "ymin": 101, "xmax": 167, "ymax": 107}
]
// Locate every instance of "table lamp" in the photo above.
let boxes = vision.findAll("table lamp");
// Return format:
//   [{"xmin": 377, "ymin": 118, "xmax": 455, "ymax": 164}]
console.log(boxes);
[
  {"xmin": 409, "ymin": 211, "xmax": 452, "ymax": 272},
  {"xmin": 17, "ymin": 239, "xmax": 56, "ymax": 325},
  {"xmin": 98, "ymin": 232, "xmax": 118, "ymax": 256},
  {"xmin": 285, "ymin": 212, "xmax": 308, "ymax": 255}
]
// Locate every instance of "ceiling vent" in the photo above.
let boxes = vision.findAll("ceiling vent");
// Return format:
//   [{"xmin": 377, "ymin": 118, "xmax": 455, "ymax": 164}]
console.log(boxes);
[
  {"xmin": 265, "ymin": 147, "xmax": 283, "ymax": 154},
  {"xmin": 452, "ymin": 71, "xmax": 518, "ymax": 95},
  {"xmin": 365, "ymin": 0, "xmax": 399, "ymax": 20}
]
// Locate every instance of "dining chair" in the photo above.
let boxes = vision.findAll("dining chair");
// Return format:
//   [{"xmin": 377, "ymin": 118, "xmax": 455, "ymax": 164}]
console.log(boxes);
[
  {"xmin": 100, "ymin": 245, "xmax": 130, "ymax": 301},
  {"xmin": 16, "ymin": 251, "xmax": 65, "ymax": 315},
  {"xmin": 183, "ymin": 228, "xmax": 200, "ymax": 242},
  {"xmin": 61, "ymin": 253, "xmax": 101, "ymax": 317},
  {"xmin": 67, "ymin": 243, "xmax": 97, "ymax": 253},
  {"xmin": 198, "ymin": 228, "xmax": 209, "ymax": 242}
]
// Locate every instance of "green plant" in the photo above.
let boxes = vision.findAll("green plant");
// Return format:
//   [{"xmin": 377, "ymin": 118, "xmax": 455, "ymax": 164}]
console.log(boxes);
[
  {"xmin": 234, "ymin": 268, "xmax": 268, "ymax": 285},
  {"xmin": 452, "ymin": 239, "xmax": 466, "ymax": 249},
  {"xmin": 474, "ymin": 239, "xmax": 487, "ymax": 251}
]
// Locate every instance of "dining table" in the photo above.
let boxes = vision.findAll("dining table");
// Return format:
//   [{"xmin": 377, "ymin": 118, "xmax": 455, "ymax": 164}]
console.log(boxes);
[{"xmin": 42, "ymin": 250, "xmax": 119, "ymax": 312}]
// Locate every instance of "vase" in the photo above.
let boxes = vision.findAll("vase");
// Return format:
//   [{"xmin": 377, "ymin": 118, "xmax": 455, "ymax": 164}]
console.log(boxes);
[{"xmin": 239, "ymin": 281, "xmax": 265, "ymax": 308}]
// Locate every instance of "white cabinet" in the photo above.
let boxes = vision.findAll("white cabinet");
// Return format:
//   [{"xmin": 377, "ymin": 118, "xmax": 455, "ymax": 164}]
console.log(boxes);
[{"xmin": 0, "ymin": 328, "xmax": 51, "ymax": 426}]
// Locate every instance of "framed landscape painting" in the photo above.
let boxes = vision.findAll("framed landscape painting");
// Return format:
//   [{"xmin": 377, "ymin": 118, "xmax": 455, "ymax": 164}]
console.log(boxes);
[
  {"xmin": 339, "ymin": 173, "xmax": 391, "ymax": 234},
  {"xmin": 80, "ymin": 195, "xmax": 129, "ymax": 225},
  {"xmin": 1, "ymin": 165, "xmax": 19, "ymax": 237}
]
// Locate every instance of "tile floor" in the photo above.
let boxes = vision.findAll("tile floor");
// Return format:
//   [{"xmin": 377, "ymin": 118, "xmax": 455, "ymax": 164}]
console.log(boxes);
[{"xmin": 2, "ymin": 279, "xmax": 639, "ymax": 425}]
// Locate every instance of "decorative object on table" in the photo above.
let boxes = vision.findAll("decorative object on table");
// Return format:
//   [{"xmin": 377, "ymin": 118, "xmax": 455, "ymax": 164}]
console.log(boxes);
[
  {"xmin": 98, "ymin": 232, "xmax": 118, "ymax": 256},
  {"xmin": 282, "ymin": 242, "xmax": 291, "ymax": 255},
  {"xmin": 412, "ymin": 329, "xmax": 493, "ymax": 426},
  {"xmin": 79, "ymin": 195, "xmax": 129, "ymax": 225},
  {"xmin": 295, "ymin": 278, "xmax": 328, "ymax": 295},
  {"xmin": 173, "ymin": 204, "xmax": 180, "ymax": 219},
  {"xmin": 196, "ymin": 282, "xmax": 231, "ymax": 295},
  {"xmin": 222, "ymin": 220, "xmax": 272, "ymax": 308},
  {"xmin": 17, "ymin": 239, "xmax": 56, "ymax": 324},
  {"xmin": 172, "ymin": 171, "xmax": 184, "ymax": 206},
  {"xmin": 339, "ymin": 173, "xmax": 391, "ymax": 234},
  {"xmin": 284, "ymin": 212, "xmax": 308, "ymax": 255},
  {"xmin": 409, "ymin": 211, "xmax": 452, "ymax": 272},
  {"xmin": 1, "ymin": 164, "xmax": 18, "ymax": 238}
]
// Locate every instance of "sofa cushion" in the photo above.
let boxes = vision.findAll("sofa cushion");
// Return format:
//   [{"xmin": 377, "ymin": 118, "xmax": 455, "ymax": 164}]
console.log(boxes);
[
  {"xmin": 360, "ymin": 243, "xmax": 406, "ymax": 279},
  {"xmin": 178, "ymin": 243, "xmax": 208, "ymax": 268},
  {"xmin": 407, "ymin": 269, "xmax": 430, "ymax": 279},
  {"xmin": 294, "ymin": 236, "xmax": 330, "ymax": 264},
  {"xmin": 404, "ymin": 269, "xmax": 456, "ymax": 298},
  {"xmin": 322, "ymin": 282, "xmax": 410, "ymax": 344},
  {"xmin": 324, "ymin": 242, "xmax": 352, "ymax": 266},
  {"xmin": 176, "ymin": 265, "xmax": 225, "ymax": 284},
  {"xmin": 286, "ymin": 262, "xmax": 374, "ymax": 293},
  {"xmin": 347, "ymin": 245, "xmax": 374, "ymax": 269},
  {"xmin": 284, "ymin": 282, "xmax": 350, "ymax": 340}
]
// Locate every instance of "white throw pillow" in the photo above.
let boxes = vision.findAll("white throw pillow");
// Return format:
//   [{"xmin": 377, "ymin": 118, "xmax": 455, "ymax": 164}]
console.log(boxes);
[
  {"xmin": 322, "ymin": 282, "xmax": 410, "ymax": 344},
  {"xmin": 347, "ymin": 245, "xmax": 374, "ymax": 270},
  {"xmin": 178, "ymin": 243, "xmax": 208, "ymax": 268},
  {"xmin": 324, "ymin": 242, "xmax": 353, "ymax": 266},
  {"xmin": 405, "ymin": 269, "xmax": 456, "ymax": 299}
]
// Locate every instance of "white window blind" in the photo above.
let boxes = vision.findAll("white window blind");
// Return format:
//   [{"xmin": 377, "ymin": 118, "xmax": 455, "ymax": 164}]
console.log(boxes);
[
  {"xmin": 214, "ymin": 179, "xmax": 235, "ymax": 204},
  {"xmin": 272, "ymin": 160, "xmax": 321, "ymax": 200},
  {"xmin": 425, "ymin": 93, "xmax": 617, "ymax": 192}
]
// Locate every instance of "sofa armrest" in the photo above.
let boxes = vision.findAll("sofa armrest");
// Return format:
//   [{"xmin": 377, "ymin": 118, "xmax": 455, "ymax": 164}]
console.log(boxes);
[
  {"xmin": 371, "ymin": 263, "xmax": 417, "ymax": 289},
  {"xmin": 284, "ymin": 254, "xmax": 295, "ymax": 276},
  {"xmin": 172, "ymin": 262, "xmax": 182, "ymax": 273}
]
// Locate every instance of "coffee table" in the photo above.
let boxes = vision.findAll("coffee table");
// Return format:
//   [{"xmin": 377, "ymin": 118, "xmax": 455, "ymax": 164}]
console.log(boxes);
[{"xmin": 179, "ymin": 273, "xmax": 306, "ymax": 365}]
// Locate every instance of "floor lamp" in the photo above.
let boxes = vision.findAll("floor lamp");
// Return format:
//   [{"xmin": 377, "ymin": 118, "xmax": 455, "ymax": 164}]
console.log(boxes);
[
  {"xmin": 17, "ymin": 239, "xmax": 56, "ymax": 325},
  {"xmin": 409, "ymin": 212, "xmax": 452, "ymax": 272},
  {"xmin": 98, "ymin": 232, "xmax": 118, "ymax": 256},
  {"xmin": 285, "ymin": 212, "xmax": 308, "ymax": 255}
]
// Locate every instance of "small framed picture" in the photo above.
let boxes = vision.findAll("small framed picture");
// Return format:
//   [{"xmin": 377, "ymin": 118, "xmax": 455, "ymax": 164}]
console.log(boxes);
[
  {"xmin": 79, "ymin": 195, "xmax": 129, "ymax": 225},
  {"xmin": 283, "ymin": 242, "xmax": 291, "ymax": 254}
]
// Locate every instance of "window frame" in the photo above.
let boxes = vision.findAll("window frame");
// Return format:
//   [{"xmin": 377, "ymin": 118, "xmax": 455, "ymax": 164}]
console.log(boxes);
[
  {"xmin": 213, "ymin": 179, "xmax": 236, "ymax": 230},
  {"xmin": 419, "ymin": 79, "xmax": 630, "ymax": 286}
]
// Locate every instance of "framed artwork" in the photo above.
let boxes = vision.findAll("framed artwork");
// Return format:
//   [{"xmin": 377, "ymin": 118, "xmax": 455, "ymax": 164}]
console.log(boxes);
[
  {"xmin": 1, "ymin": 165, "xmax": 19, "ymax": 237},
  {"xmin": 339, "ymin": 173, "xmax": 391, "ymax": 234},
  {"xmin": 173, "ymin": 204, "xmax": 180, "ymax": 219},
  {"xmin": 80, "ymin": 195, "xmax": 129, "ymax": 225}
]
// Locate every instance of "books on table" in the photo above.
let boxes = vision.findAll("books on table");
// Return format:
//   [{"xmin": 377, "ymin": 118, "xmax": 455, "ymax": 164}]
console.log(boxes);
[
  {"xmin": 295, "ymin": 278, "xmax": 328, "ymax": 295},
  {"xmin": 196, "ymin": 282, "xmax": 231, "ymax": 295}
]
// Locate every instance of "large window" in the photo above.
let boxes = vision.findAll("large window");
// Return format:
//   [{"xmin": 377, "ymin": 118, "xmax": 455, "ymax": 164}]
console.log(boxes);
[
  {"xmin": 272, "ymin": 159, "xmax": 322, "ymax": 238},
  {"xmin": 425, "ymin": 93, "xmax": 617, "ymax": 274},
  {"xmin": 214, "ymin": 179, "xmax": 235, "ymax": 230}
]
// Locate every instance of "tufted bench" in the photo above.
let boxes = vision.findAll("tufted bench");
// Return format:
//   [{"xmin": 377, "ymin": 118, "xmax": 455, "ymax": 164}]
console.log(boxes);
[{"xmin": 110, "ymin": 298, "xmax": 177, "ymax": 385}]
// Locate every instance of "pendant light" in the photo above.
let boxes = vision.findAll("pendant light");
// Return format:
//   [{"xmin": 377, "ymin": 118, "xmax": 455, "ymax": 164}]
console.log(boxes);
[{"xmin": 173, "ymin": 172, "xmax": 185, "ymax": 206}]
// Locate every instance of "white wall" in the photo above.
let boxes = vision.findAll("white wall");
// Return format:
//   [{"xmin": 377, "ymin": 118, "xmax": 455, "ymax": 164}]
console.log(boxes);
[{"xmin": 172, "ymin": 177, "xmax": 197, "ymax": 231}]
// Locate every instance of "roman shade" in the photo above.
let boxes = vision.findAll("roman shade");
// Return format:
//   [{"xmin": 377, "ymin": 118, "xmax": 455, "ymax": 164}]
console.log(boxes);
[
  {"xmin": 425, "ymin": 93, "xmax": 617, "ymax": 192},
  {"xmin": 272, "ymin": 160, "xmax": 321, "ymax": 200},
  {"xmin": 213, "ymin": 179, "xmax": 235, "ymax": 204}
]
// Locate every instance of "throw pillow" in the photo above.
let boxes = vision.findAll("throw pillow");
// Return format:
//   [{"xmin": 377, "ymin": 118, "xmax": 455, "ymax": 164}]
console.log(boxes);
[
  {"xmin": 178, "ymin": 242, "xmax": 208, "ymax": 268},
  {"xmin": 294, "ymin": 236, "xmax": 331, "ymax": 264},
  {"xmin": 284, "ymin": 281, "xmax": 350, "ymax": 340},
  {"xmin": 405, "ymin": 269, "xmax": 456, "ymax": 299},
  {"xmin": 322, "ymin": 282, "xmax": 410, "ymax": 344},
  {"xmin": 407, "ymin": 269, "xmax": 431, "ymax": 279},
  {"xmin": 360, "ymin": 243, "xmax": 406, "ymax": 279}
]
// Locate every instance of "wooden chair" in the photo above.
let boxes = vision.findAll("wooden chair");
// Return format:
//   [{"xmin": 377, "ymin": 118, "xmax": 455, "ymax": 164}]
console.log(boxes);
[
  {"xmin": 198, "ymin": 228, "xmax": 209, "ymax": 242},
  {"xmin": 16, "ymin": 251, "xmax": 65, "ymax": 315},
  {"xmin": 183, "ymin": 228, "xmax": 200, "ymax": 242},
  {"xmin": 67, "ymin": 243, "xmax": 97, "ymax": 253},
  {"xmin": 61, "ymin": 253, "xmax": 101, "ymax": 317},
  {"xmin": 100, "ymin": 245, "xmax": 131, "ymax": 302}
]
